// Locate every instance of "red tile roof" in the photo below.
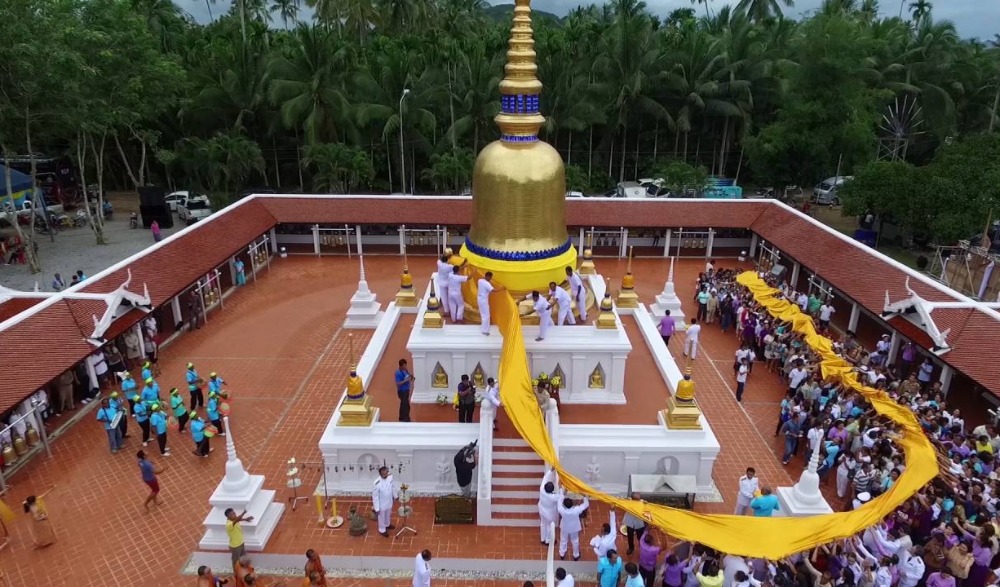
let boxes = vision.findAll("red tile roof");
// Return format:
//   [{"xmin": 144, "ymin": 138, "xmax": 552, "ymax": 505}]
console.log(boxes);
[
  {"xmin": 886, "ymin": 316, "xmax": 938, "ymax": 351},
  {"xmin": 0, "ymin": 297, "xmax": 44, "ymax": 322},
  {"xmin": 0, "ymin": 195, "xmax": 997, "ymax": 412}
]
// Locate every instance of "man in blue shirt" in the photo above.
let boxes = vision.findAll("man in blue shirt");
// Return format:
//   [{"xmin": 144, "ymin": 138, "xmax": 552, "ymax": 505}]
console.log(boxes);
[
  {"xmin": 207, "ymin": 392, "xmax": 224, "ymax": 436},
  {"xmin": 141, "ymin": 378, "xmax": 159, "ymax": 405},
  {"xmin": 597, "ymin": 549, "xmax": 623, "ymax": 587},
  {"xmin": 141, "ymin": 361, "xmax": 154, "ymax": 382},
  {"xmin": 750, "ymin": 487, "xmax": 780, "ymax": 517},
  {"xmin": 97, "ymin": 397, "xmax": 122, "ymax": 453},
  {"xmin": 395, "ymin": 359, "xmax": 414, "ymax": 422},
  {"xmin": 149, "ymin": 404, "xmax": 170, "ymax": 456},
  {"xmin": 186, "ymin": 363, "xmax": 204, "ymax": 409},
  {"xmin": 110, "ymin": 391, "xmax": 129, "ymax": 440},
  {"xmin": 190, "ymin": 412, "xmax": 210, "ymax": 457},
  {"xmin": 207, "ymin": 372, "xmax": 225, "ymax": 395},
  {"xmin": 136, "ymin": 450, "xmax": 162, "ymax": 510},
  {"xmin": 170, "ymin": 388, "xmax": 189, "ymax": 433},
  {"xmin": 133, "ymin": 395, "xmax": 151, "ymax": 446}
]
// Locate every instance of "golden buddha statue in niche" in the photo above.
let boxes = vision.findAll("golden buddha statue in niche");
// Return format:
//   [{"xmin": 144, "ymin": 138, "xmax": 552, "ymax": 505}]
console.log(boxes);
[
  {"xmin": 472, "ymin": 364, "xmax": 487, "ymax": 389},
  {"xmin": 432, "ymin": 364, "xmax": 449, "ymax": 389},
  {"xmin": 589, "ymin": 366, "xmax": 605, "ymax": 389}
]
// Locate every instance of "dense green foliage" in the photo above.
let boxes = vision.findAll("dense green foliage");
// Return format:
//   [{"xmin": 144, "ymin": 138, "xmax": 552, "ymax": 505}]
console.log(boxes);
[{"xmin": 1, "ymin": 0, "xmax": 999, "ymax": 225}]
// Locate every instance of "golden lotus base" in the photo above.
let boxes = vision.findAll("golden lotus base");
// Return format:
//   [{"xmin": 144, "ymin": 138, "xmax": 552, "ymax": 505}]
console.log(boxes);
[
  {"xmin": 579, "ymin": 258, "xmax": 596, "ymax": 275},
  {"xmin": 338, "ymin": 396, "xmax": 376, "ymax": 427},
  {"xmin": 616, "ymin": 288, "xmax": 640, "ymax": 308},
  {"xmin": 422, "ymin": 309, "xmax": 444, "ymax": 328},
  {"xmin": 662, "ymin": 397, "xmax": 703, "ymax": 430},
  {"xmin": 396, "ymin": 287, "xmax": 418, "ymax": 307}
]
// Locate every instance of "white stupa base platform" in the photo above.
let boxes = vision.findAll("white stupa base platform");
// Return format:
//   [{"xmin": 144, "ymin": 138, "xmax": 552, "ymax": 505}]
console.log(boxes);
[
  {"xmin": 775, "ymin": 486, "xmax": 834, "ymax": 517},
  {"xmin": 649, "ymin": 284, "xmax": 687, "ymax": 328},
  {"xmin": 344, "ymin": 282, "xmax": 384, "ymax": 329},
  {"xmin": 198, "ymin": 473, "xmax": 286, "ymax": 550}
]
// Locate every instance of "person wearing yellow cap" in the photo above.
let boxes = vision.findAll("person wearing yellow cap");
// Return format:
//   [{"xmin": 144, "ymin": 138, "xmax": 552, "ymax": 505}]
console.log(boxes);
[
  {"xmin": 141, "ymin": 377, "xmax": 160, "ymax": 406},
  {"xmin": 141, "ymin": 361, "xmax": 154, "ymax": 382},
  {"xmin": 149, "ymin": 403, "xmax": 170, "ymax": 456},
  {"xmin": 121, "ymin": 372, "xmax": 138, "ymax": 419},
  {"xmin": 110, "ymin": 391, "xmax": 129, "ymax": 440},
  {"xmin": 208, "ymin": 372, "xmax": 225, "ymax": 396},
  {"xmin": 190, "ymin": 412, "xmax": 210, "ymax": 457},
  {"xmin": 133, "ymin": 395, "xmax": 152, "ymax": 447},
  {"xmin": 207, "ymin": 392, "xmax": 224, "ymax": 438},
  {"xmin": 186, "ymin": 363, "xmax": 204, "ymax": 410},
  {"xmin": 170, "ymin": 388, "xmax": 189, "ymax": 433}
]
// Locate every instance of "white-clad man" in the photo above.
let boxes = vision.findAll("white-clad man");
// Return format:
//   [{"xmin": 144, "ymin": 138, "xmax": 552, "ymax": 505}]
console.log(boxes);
[
  {"xmin": 555, "ymin": 567, "xmax": 575, "ymax": 587},
  {"xmin": 413, "ymin": 549, "xmax": 432, "ymax": 587},
  {"xmin": 897, "ymin": 546, "xmax": 926, "ymax": 587},
  {"xmin": 557, "ymin": 494, "xmax": 589, "ymax": 561},
  {"xmin": 818, "ymin": 301, "xmax": 836, "ymax": 330},
  {"xmin": 538, "ymin": 469, "xmax": 560, "ymax": 545},
  {"xmin": 796, "ymin": 291, "xmax": 809, "ymax": 311},
  {"xmin": 566, "ymin": 266, "xmax": 587, "ymax": 321},
  {"xmin": 485, "ymin": 377, "xmax": 501, "ymax": 431},
  {"xmin": 734, "ymin": 467, "xmax": 759, "ymax": 515},
  {"xmin": 526, "ymin": 291, "xmax": 553, "ymax": 342},
  {"xmin": 549, "ymin": 281, "xmax": 576, "ymax": 326},
  {"xmin": 682, "ymin": 318, "xmax": 701, "ymax": 359},
  {"xmin": 372, "ymin": 466, "xmax": 398, "ymax": 537},
  {"xmin": 589, "ymin": 509, "xmax": 618, "ymax": 559},
  {"xmin": 477, "ymin": 272, "xmax": 504, "ymax": 335},
  {"xmin": 447, "ymin": 266, "xmax": 469, "ymax": 322},
  {"xmin": 435, "ymin": 253, "xmax": 453, "ymax": 316}
]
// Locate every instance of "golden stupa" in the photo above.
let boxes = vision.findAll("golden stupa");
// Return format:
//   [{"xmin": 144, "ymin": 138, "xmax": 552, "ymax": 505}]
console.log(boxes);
[{"xmin": 459, "ymin": 0, "xmax": 577, "ymax": 293}]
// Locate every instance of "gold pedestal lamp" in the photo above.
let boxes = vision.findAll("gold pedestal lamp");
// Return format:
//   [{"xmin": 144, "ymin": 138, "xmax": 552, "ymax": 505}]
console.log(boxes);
[
  {"xmin": 616, "ymin": 246, "xmax": 640, "ymax": 308},
  {"xmin": 338, "ymin": 335, "xmax": 376, "ymax": 427},
  {"xmin": 579, "ymin": 232, "xmax": 596, "ymax": 275},
  {"xmin": 422, "ymin": 282, "xmax": 444, "ymax": 328},
  {"xmin": 597, "ymin": 278, "xmax": 618, "ymax": 330},
  {"xmin": 662, "ymin": 366, "xmax": 703, "ymax": 430},
  {"xmin": 395, "ymin": 247, "xmax": 418, "ymax": 307}
]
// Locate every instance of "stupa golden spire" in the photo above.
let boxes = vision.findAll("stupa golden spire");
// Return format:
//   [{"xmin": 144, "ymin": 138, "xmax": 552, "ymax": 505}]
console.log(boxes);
[{"xmin": 459, "ymin": 0, "xmax": 577, "ymax": 293}]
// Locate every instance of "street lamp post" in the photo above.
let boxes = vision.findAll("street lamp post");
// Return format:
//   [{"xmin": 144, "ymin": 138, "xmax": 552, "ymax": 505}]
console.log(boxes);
[{"xmin": 399, "ymin": 88, "xmax": 411, "ymax": 194}]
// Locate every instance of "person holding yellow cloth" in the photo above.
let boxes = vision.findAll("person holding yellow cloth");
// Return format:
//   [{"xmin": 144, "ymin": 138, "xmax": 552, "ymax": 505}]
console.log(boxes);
[{"xmin": 22, "ymin": 491, "xmax": 56, "ymax": 548}]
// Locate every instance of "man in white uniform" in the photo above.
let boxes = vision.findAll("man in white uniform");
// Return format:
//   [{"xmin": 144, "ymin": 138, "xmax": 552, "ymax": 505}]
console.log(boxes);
[
  {"xmin": 538, "ymin": 469, "xmax": 560, "ymax": 545},
  {"xmin": 372, "ymin": 466, "xmax": 398, "ymax": 537},
  {"xmin": 557, "ymin": 494, "xmax": 589, "ymax": 561},
  {"xmin": 485, "ymin": 377, "xmax": 501, "ymax": 431},
  {"xmin": 447, "ymin": 266, "xmax": 469, "ymax": 322},
  {"xmin": 683, "ymin": 318, "xmax": 701, "ymax": 359},
  {"xmin": 555, "ymin": 568, "xmax": 575, "ymax": 587},
  {"xmin": 527, "ymin": 291, "xmax": 553, "ymax": 342},
  {"xmin": 589, "ymin": 509, "xmax": 618, "ymax": 558},
  {"xmin": 549, "ymin": 282, "xmax": 576, "ymax": 326},
  {"xmin": 734, "ymin": 467, "xmax": 759, "ymax": 515},
  {"xmin": 477, "ymin": 272, "xmax": 504, "ymax": 335},
  {"xmin": 413, "ymin": 550, "xmax": 432, "ymax": 587},
  {"xmin": 566, "ymin": 267, "xmax": 587, "ymax": 321},
  {"xmin": 435, "ymin": 254, "xmax": 453, "ymax": 316}
]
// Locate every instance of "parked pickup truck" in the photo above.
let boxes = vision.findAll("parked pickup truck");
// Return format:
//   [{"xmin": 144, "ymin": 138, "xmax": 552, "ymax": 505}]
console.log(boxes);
[{"xmin": 177, "ymin": 196, "xmax": 212, "ymax": 225}]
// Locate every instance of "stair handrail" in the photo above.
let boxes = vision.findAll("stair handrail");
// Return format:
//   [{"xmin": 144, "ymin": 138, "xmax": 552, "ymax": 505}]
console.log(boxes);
[
  {"xmin": 544, "ymin": 398, "xmax": 560, "ymax": 473},
  {"xmin": 477, "ymin": 399, "xmax": 495, "ymax": 500}
]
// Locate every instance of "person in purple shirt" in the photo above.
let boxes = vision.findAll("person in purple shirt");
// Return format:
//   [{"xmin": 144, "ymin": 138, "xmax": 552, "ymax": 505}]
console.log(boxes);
[
  {"xmin": 659, "ymin": 551, "xmax": 685, "ymax": 587},
  {"xmin": 658, "ymin": 310, "xmax": 676, "ymax": 346},
  {"xmin": 926, "ymin": 569, "xmax": 956, "ymax": 587},
  {"xmin": 637, "ymin": 532, "xmax": 662, "ymax": 587}
]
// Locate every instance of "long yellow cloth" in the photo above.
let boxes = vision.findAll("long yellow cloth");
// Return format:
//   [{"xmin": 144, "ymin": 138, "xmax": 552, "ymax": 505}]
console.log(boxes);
[{"xmin": 490, "ymin": 271, "xmax": 938, "ymax": 558}]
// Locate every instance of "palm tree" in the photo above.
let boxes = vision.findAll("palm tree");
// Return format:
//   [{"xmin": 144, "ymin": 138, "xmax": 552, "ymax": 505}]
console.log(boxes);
[
  {"xmin": 690, "ymin": 0, "xmax": 713, "ymax": 20},
  {"xmin": 447, "ymin": 45, "xmax": 502, "ymax": 153},
  {"xmin": 735, "ymin": 0, "xmax": 794, "ymax": 23},
  {"xmin": 268, "ymin": 25, "xmax": 354, "ymax": 144},
  {"xmin": 270, "ymin": 0, "xmax": 300, "ymax": 28},
  {"xmin": 908, "ymin": 0, "xmax": 932, "ymax": 24}
]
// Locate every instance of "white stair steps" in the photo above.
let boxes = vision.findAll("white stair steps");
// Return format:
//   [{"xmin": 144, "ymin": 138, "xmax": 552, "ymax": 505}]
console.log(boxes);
[
  {"xmin": 494, "ymin": 463, "xmax": 546, "ymax": 475},
  {"xmin": 492, "ymin": 490, "xmax": 538, "ymax": 499}
]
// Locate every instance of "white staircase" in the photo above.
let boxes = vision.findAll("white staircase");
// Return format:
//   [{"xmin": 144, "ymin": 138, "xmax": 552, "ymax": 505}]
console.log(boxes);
[{"xmin": 489, "ymin": 437, "xmax": 544, "ymax": 527}]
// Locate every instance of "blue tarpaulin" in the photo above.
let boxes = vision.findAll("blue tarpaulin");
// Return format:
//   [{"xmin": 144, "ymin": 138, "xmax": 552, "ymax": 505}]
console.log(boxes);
[{"xmin": 0, "ymin": 164, "xmax": 33, "ymax": 195}]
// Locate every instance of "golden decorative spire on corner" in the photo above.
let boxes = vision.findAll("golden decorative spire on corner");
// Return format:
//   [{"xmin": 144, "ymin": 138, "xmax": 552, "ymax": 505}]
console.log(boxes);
[{"xmin": 495, "ymin": 0, "xmax": 545, "ymax": 140}]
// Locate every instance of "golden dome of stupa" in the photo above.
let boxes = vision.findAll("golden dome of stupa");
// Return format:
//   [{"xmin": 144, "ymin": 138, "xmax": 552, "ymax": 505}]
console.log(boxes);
[{"xmin": 459, "ymin": 0, "xmax": 577, "ymax": 293}]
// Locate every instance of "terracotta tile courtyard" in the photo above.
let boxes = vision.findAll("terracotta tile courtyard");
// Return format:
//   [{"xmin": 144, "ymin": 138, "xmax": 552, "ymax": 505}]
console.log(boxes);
[{"xmin": 0, "ymin": 254, "xmax": 845, "ymax": 586}]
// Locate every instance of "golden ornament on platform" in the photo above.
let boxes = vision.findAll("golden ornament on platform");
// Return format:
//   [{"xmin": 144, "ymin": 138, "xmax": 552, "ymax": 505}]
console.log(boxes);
[
  {"xmin": 579, "ymin": 232, "xmax": 596, "ymax": 275},
  {"xmin": 422, "ymin": 281, "xmax": 444, "ymax": 328},
  {"xmin": 13, "ymin": 434, "xmax": 28, "ymax": 456},
  {"xmin": 597, "ymin": 278, "xmax": 617, "ymax": 330},
  {"xmin": 616, "ymin": 246, "xmax": 640, "ymax": 309},
  {"xmin": 395, "ymin": 248, "xmax": 418, "ymax": 307},
  {"xmin": 338, "ymin": 334, "xmax": 375, "ymax": 427},
  {"xmin": 25, "ymin": 423, "xmax": 40, "ymax": 447},
  {"xmin": 662, "ymin": 367, "xmax": 703, "ymax": 430},
  {"xmin": 1, "ymin": 441, "xmax": 16, "ymax": 465},
  {"xmin": 458, "ymin": 0, "xmax": 576, "ymax": 294}
]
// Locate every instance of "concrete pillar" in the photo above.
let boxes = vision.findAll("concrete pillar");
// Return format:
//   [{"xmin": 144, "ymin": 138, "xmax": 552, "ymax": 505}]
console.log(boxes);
[
  {"xmin": 888, "ymin": 331, "xmax": 901, "ymax": 364},
  {"xmin": 312, "ymin": 224, "xmax": 320, "ymax": 256},
  {"xmin": 442, "ymin": 226, "xmax": 448, "ymax": 254},
  {"xmin": 750, "ymin": 233, "xmax": 759, "ymax": 257},
  {"xmin": 706, "ymin": 229, "xmax": 715, "ymax": 258},
  {"xmin": 228, "ymin": 255, "xmax": 237, "ymax": 285},
  {"xmin": 620, "ymin": 228, "xmax": 628, "ymax": 258},
  {"xmin": 269, "ymin": 228, "xmax": 278, "ymax": 252},
  {"xmin": 662, "ymin": 228, "xmax": 672, "ymax": 257},
  {"xmin": 790, "ymin": 262, "xmax": 801, "ymax": 289},
  {"xmin": 355, "ymin": 225, "xmax": 363, "ymax": 256},
  {"xmin": 171, "ymin": 296, "xmax": 183, "ymax": 325},
  {"xmin": 399, "ymin": 225, "xmax": 406, "ymax": 255},
  {"xmin": 578, "ymin": 227, "xmax": 585, "ymax": 257},
  {"xmin": 136, "ymin": 323, "xmax": 146, "ymax": 358},
  {"xmin": 848, "ymin": 303, "xmax": 861, "ymax": 332},
  {"xmin": 939, "ymin": 364, "xmax": 954, "ymax": 395}
]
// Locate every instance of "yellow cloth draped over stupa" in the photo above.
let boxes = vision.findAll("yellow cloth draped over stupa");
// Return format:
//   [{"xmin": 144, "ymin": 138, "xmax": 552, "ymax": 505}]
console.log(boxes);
[{"xmin": 492, "ymin": 271, "xmax": 938, "ymax": 558}]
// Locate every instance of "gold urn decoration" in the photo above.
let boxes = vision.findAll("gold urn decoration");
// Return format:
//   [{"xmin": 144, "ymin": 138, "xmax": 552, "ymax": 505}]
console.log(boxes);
[
  {"xmin": 338, "ymin": 334, "xmax": 376, "ymax": 427},
  {"xmin": 422, "ymin": 281, "xmax": 445, "ymax": 328},
  {"xmin": 13, "ymin": 433, "xmax": 28, "ymax": 456},
  {"xmin": 662, "ymin": 367, "xmax": 703, "ymax": 430},
  {"xmin": 395, "ymin": 249, "xmax": 418, "ymax": 307},
  {"xmin": 25, "ymin": 423, "xmax": 40, "ymax": 447},
  {"xmin": 1, "ymin": 441, "xmax": 16, "ymax": 466},
  {"xmin": 596, "ymin": 278, "xmax": 617, "ymax": 330},
  {"xmin": 616, "ymin": 246, "xmax": 639, "ymax": 309},
  {"xmin": 579, "ymin": 232, "xmax": 596, "ymax": 275}
]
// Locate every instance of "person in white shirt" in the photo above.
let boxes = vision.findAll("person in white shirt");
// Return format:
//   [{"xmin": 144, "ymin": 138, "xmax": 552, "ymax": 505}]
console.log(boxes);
[
  {"xmin": 787, "ymin": 361, "xmax": 809, "ymax": 393},
  {"xmin": 897, "ymin": 547, "xmax": 925, "ymax": 587},
  {"xmin": 447, "ymin": 266, "xmax": 469, "ymax": 322},
  {"xmin": 372, "ymin": 466, "xmax": 398, "ymax": 537},
  {"xmin": 435, "ymin": 254, "xmax": 453, "ymax": 315},
  {"xmin": 805, "ymin": 423, "xmax": 824, "ymax": 462},
  {"xmin": 722, "ymin": 554, "xmax": 750, "ymax": 587},
  {"xmin": 555, "ymin": 567, "xmax": 575, "ymax": 587},
  {"xmin": 477, "ymin": 272, "xmax": 504, "ymax": 335},
  {"xmin": 818, "ymin": 303, "xmax": 835, "ymax": 329},
  {"xmin": 683, "ymin": 318, "xmax": 701, "ymax": 359},
  {"xmin": 796, "ymin": 292, "xmax": 808, "ymax": 311},
  {"xmin": 557, "ymin": 494, "xmax": 589, "ymax": 561},
  {"xmin": 735, "ymin": 360, "xmax": 749, "ymax": 402},
  {"xmin": 589, "ymin": 509, "xmax": 618, "ymax": 559},
  {"xmin": 734, "ymin": 467, "xmax": 759, "ymax": 515},
  {"xmin": 566, "ymin": 267, "xmax": 587, "ymax": 321},
  {"xmin": 413, "ymin": 549, "xmax": 432, "ymax": 587},
  {"xmin": 485, "ymin": 378, "xmax": 501, "ymax": 431},
  {"xmin": 549, "ymin": 282, "xmax": 576, "ymax": 326},
  {"xmin": 538, "ymin": 470, "xmax": 561, "ymax": 545},
  {"xmin": 705, "ymin": 259, "xmax": 715, "ymax": 275},
  {"xmin": 526, "ymin": 291, "xmax": 553, "ymax": 342}
]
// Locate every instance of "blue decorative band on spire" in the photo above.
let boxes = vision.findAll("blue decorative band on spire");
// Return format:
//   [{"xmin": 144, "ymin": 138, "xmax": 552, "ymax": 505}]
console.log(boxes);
[
  {"xmin": 501, "ymin": 134, "xmax": 538, "ymax": 143},
  {"xmin": 501, "ymin": 94, "xmax": 540, "ymax": 115},
  {"xmin": 464, "ymin": 237, "xmax": 572, "ymax": 262}
]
